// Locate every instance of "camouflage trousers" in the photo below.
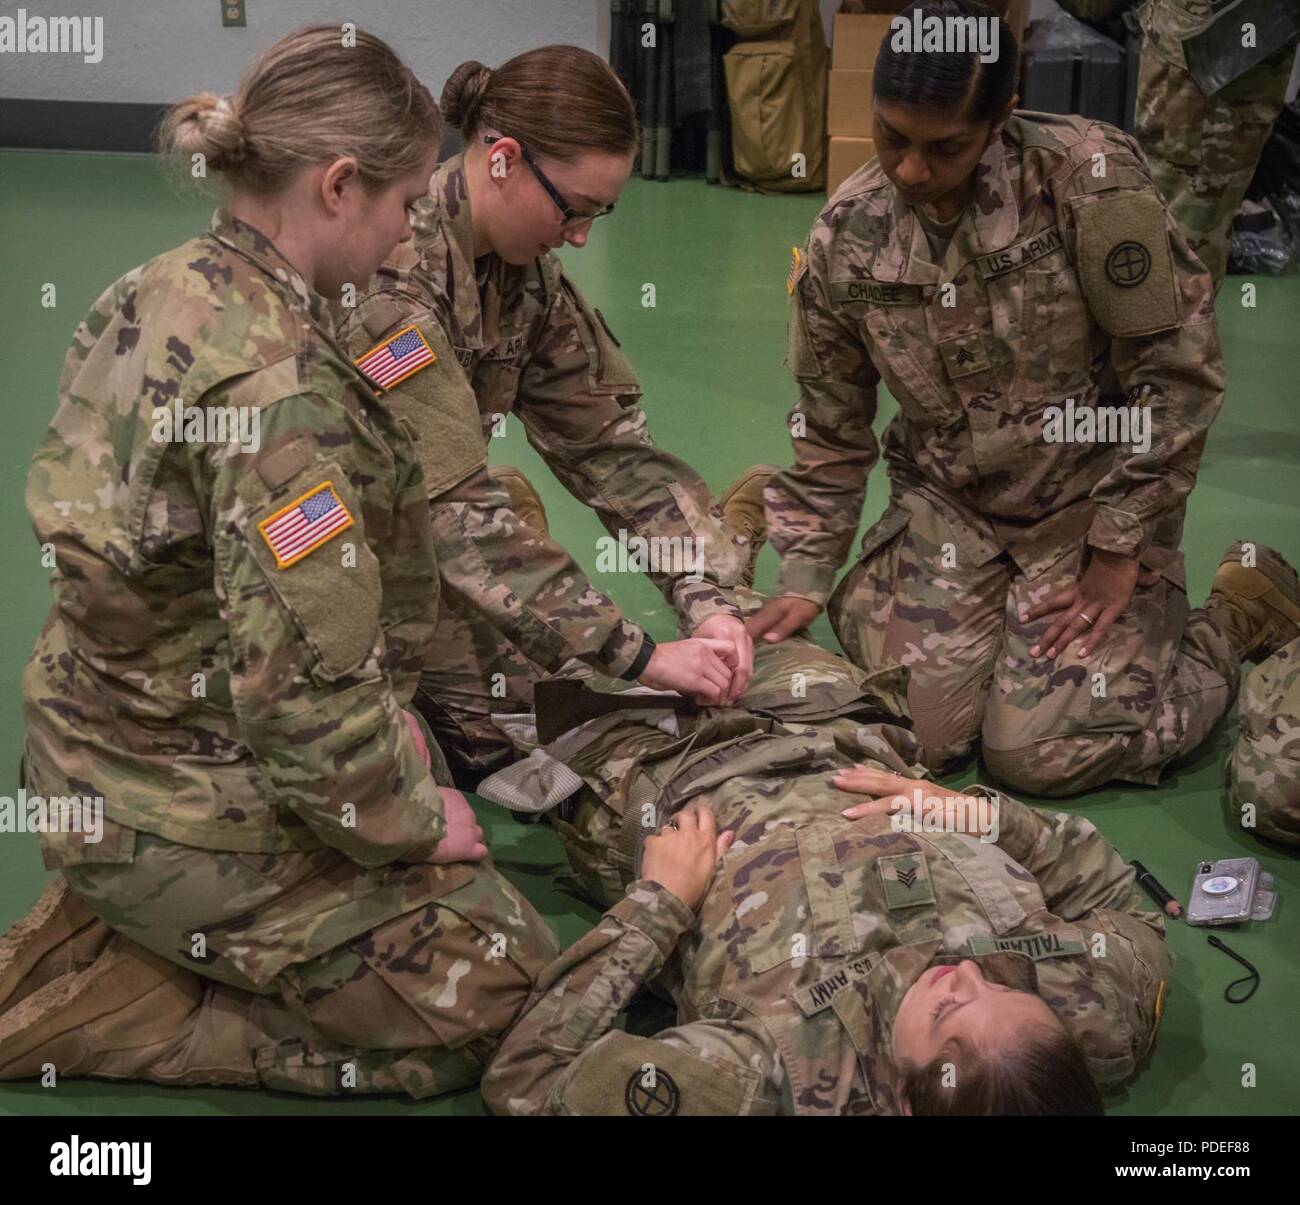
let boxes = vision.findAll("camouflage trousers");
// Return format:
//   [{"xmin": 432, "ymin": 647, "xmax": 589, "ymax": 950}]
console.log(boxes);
[
  {"xmin": 1134, "ymin": 41, "xmax": 1295, "ymax": 288},
  {"xmin": 827, "ymin": 495, "xmax": 1241, "ymax": 797},
  {"xmin": 1227, "ymin": 634, "xmax": 1300, "ymax": 847},
  {"xmin": 53, "ymin": 826, "xmax": 559, "ymax": 1098}
]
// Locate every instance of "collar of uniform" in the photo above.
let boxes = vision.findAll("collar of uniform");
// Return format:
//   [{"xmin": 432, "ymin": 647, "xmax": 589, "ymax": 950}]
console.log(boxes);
[
  {"xmin": 428, "ymin": 153, "xmax": 487, "ymax": 352},
  {"xmin": 871, "ymin": 126, "xmax": 1018, "ymax": 286},
  {"xmin": 855, "ymin": 943, "xmax": 934, "ymax": 1113},
  {"xmin": 209, "ymin": 207, "xmax": 332, "ymax": 334},
  {"xmin": 965, "ymin": 124, "xmax": 1021, "ymax": 258}
]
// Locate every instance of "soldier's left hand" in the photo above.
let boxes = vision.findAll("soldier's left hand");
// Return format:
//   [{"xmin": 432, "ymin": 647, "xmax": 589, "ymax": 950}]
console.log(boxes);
[
  {"xmin": 691, "ymin": 613, "xmax": 754, "ymax": 704},
  {"xmin": 834, "ymin": 766, "xmax": 988, "ymax": 836},
  {"xmin": 1022, "ymin": 548, "xmax": 1157, "ymax": 659},
  {"xmin": 641, "ymin": 805, "xmax": 736, "ymax": 912},
  {"xmin": 834, "ymin": 765, "xmax": 926, "ymax": 820}
]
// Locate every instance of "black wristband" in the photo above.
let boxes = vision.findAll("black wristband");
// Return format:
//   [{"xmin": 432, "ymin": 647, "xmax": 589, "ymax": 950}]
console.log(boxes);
[{"xmin": 620, "ymin": 632, "xmax": 657, "ymax": 681}]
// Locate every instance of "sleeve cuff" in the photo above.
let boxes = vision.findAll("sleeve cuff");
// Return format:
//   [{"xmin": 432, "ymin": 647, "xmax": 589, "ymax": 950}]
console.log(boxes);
[
  {"xmin": 773, "ymin": 557, "xmax": 838, "ymax": 607},
  {"xmin": 677, "ymin": 586, "xmax": 743, "ymax": 633},
  {"xmin": 979, "ymin": 785, "xmax": 1041, "ymax": 864},
  {"xmin": 595, "ymin": 619, "xmax": 647, "ymax": 679},
  {"xmin": 610, "ymin": 880, "xmax": 698, "ymax": 956},
  {"xmin": 1086, "ymin": 505, "xmax": 1147, "ymax": 558}
]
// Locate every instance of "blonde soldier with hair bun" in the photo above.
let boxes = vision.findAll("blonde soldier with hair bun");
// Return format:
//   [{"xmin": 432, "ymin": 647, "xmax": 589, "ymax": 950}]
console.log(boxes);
[
  {"xmin": 340, "ymin": 47, "xmax": 753, "ymax": 785},
  {"xmin": 0, "ymin": 26, "xmax": 558, "ymax": 1099}
]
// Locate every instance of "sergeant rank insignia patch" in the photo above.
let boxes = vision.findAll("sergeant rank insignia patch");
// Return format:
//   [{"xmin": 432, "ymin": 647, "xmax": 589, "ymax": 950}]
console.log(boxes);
[
  {"xmin": 788, "ymin": 246, "xmax": 802, "ymax": 294},
  {"xmin": 354, "ymin": 323, "xmax": 436, "ymax": 390},
  {"xmin": 258, "ymin": 480, "xmax": 354, "ymax": 569}
]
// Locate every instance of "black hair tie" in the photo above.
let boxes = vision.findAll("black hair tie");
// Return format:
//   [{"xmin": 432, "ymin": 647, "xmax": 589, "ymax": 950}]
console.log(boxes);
[{"xmin": 1206, "ymin": 935, "xmax": 1260, "ymax": 1004}]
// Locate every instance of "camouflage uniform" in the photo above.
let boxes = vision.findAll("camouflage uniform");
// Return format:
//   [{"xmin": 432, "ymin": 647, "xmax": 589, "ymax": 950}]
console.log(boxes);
[
  {"xmin": 476, "ymin": 587, "xmax": 917, "ymax": 910},
  {"xmin": 1135, "ymin": 0, "xmax": 1298, "ymax": 287},
  {"xmin": 479, "ymin": 624, "xmax": 1171, "ymax": 1114},
  {"xmin": 1227, "ymin": 635, "xmax": 1300, "ymax": 847},
  {"xmin": 338, "ymin": 155, "xmax": 746, "ymax": 778},
  {"xmin": 766, "ymin": 112, "xmax": 1240, "ymax": 796},
  {"xmin": 19, "ymin": 210, "xmax": 558, "ymax": 1097}
]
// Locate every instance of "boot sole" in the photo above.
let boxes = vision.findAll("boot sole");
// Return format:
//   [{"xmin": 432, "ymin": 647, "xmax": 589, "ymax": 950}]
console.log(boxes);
[{"xmin": 0, "ymin": 879, "xmax": 97, "ymax": 1011}]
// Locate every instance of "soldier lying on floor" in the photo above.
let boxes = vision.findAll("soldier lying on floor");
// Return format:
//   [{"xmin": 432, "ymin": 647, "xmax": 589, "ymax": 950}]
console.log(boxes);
[{"xmin": 475, "ymin": 598, "xmax": 1171, "ymax": 1115}]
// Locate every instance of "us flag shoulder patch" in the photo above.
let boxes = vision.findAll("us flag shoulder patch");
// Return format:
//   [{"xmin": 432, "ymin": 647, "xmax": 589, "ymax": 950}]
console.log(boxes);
[
  {"xmin": 354, "ymin": 323, "xmax": 436, "ymax": 390},
  {"xmin": 787, "ymin": 246, "xmax": 803, "ymax": 294},
  {"xmin": 258, "ymin": 480, "xmax": 354, "ymax": 569}
]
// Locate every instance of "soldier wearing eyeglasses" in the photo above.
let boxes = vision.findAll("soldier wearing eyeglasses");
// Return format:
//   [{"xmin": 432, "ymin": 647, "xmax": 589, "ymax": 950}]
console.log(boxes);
[{"xmin": 340, "ymin": 48, "xmax": 754, "ymax": 785}]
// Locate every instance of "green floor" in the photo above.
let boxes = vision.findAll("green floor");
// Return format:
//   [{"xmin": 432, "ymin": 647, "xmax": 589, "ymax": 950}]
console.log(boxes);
[{"xmin": 1, "ymin": 149, "xmax": 1297, "ymax": 1116}]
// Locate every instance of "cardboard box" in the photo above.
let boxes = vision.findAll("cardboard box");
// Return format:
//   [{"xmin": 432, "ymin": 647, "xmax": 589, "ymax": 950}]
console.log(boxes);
[
  {"xmin": 832, "ymin": 12, "xmax": 895, "ymax": 71},
  {"xmin": 828, "ymin": 69, "xmax": 874, "ymax": 138},
  {"xmin": 827, "ymin": 135, "xmax": 876, "ymax": 195}
]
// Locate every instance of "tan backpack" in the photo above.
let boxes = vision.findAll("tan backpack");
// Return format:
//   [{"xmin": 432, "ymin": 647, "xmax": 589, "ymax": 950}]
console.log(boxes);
[{"xmin": 721, "ymin": 0, "xmax": 829, "ymax": 191}]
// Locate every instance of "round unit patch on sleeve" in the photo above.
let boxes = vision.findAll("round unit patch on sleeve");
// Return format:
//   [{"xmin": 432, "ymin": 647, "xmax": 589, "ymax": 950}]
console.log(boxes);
[{"xmin": 1073, "ymin": 191, "xmax": 1179, "ymax": 338}]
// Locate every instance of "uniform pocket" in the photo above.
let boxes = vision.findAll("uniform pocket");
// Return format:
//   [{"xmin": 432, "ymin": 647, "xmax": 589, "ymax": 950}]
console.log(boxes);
[
  {"xmin": 1022, "ymin": 266, "xmax": 1096, "ymax": 395},
  {"xmin": 739, "ymin": 824, "xmax": 866, "ymax": 974},
  {"xmin": 40, "ymin": 812, "xmax": 138, "ymax": 870},
  {"xmin": 562, "ymin": 279, "xmax": 639, "ymax": 398},
  {"xmin": 859, "ymin": 308, "xmax": 954, "ymax": 427},
  {"xmin": 240, "ymin": 466, "xmax": 383, "ymax": 681}
]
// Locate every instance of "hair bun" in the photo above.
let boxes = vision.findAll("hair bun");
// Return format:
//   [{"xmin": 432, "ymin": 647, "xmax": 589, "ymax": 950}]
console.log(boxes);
[
  {"xmin": 167, "ymin": 91, "xmax": 248, "ymax": 166},
  {"xmin": 440, "ymin": 61, "xmax": 491, "ymax": 132}
]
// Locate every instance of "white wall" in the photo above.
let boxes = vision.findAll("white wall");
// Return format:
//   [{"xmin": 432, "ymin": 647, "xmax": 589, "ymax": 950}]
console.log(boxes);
[{"xmin": 0, "ymin": 0, "xmax": 602, "ymax": 103}]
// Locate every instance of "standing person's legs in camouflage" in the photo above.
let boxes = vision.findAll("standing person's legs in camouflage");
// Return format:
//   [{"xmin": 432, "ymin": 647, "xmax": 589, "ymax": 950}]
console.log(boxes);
[
  {"xmin": 0, "ymin": 832, "xmax": 559, "ymax": 1098},
  {"xmin": 1134, "ymin": 43, "xmax": 1293, "ymax": 287}
]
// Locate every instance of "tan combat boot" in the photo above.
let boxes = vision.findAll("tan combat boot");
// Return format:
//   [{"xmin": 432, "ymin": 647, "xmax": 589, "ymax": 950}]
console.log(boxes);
[
  {"xmin": 1206, "ymin": 540, "xmax": 1300, "ymax": 663},
  {"xmin": 489, "ymin": 465, "xmax": 550, "ymax": 536},
  {"xmin": 720, "ymin": 465, "xmax": 779, "ymax": 589},
  {"xmin": 0, "ymin": 926, "xmax": 207, "ymax": 1082},
  {"xmin": 0, "ymin": 879, "xmax": 111, "ymax": 1014}
]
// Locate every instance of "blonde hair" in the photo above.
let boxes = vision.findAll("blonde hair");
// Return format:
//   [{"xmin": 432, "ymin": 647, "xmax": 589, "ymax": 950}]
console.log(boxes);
[{"xmin": 159, "ymin": 24, "xmax": 440, "ymax": 194}]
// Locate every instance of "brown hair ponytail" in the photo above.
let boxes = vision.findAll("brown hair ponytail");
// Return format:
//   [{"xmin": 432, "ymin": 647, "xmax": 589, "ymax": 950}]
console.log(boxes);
[
  {"xmin": 440, "ymin": 45, "xmax": 638, "ymax": 162},
  {"xmin": 159, "ymin": 24, "xmax": 440, "ymax": 195}
]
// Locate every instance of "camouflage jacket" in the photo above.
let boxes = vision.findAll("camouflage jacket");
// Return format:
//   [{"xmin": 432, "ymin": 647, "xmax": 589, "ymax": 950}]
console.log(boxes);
[
  {"xmin": 23, "ymin": 210, "xmax": 446, "ymax": 861},
  {"xmin": 482, "ymin": 636, "xmax": 1171, "ymax": 1115},
  {"xmin": 338, "ymin": 155, "xmax": 745, "ymax": 678},
  {"xmin": 767, "ymin": 111, "xmax": 1223, "ymax": 606}
]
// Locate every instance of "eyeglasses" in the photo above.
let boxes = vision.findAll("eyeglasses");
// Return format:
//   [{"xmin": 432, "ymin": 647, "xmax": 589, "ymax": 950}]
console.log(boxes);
[{"xmin": 484, "ymin": 135, "xmax": 616, "ymax": 231}]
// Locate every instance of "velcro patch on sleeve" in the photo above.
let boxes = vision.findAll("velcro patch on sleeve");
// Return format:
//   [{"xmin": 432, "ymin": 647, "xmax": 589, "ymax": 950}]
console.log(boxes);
[
  {"xmin": 257, "ymin": 479, "xmax": 354, "ymax": 569},
  {"xmin": 560, "ymin": 1032, "xmax": 755, "ymax": 1117},
  {"xmin": 354, "ymin": 323, "xmax": 437, "ymax": 391},
  {"xmin": 1074, "ymin": 191, "xmax": 1179, "ymax": 337}
]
